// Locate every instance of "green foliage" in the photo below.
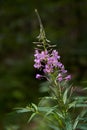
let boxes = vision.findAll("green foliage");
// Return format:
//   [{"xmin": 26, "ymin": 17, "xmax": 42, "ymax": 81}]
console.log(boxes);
[{"xmin": 16, "ymin": 84, "xmax": 87, "ymax": 130}]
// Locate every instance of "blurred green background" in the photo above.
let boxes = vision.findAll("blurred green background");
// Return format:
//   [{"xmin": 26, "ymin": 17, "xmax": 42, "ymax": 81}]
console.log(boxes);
[{"xmin": 0, "ymin": 0, "xmax": 87, "ymax": 129}]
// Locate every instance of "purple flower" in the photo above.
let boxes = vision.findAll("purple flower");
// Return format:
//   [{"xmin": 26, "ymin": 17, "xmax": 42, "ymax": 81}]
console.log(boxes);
[
  {"xmin": 34, "ymin": 58, "xmax": 42, "ymax": 69},
  {"xmin": 50, "ymin": 57, "xmax": 58, "ymax": 67},
  {"xmin": 34, "ymin": 50, "xmax": 41, "ymax": 69},
  {"xmin": 47, "ymin": 51, "xmax": 60, "ymax": 68},
  {"xmin": 44, "ymin": 64, "xmax": 53, "ymax": 73},
  {"xmin": 34, "ymin": 63, "xmax": 41, "ymax": 69},
  {"xmin": 57, "ymin": 62, "xmax": 62, "ymax": 68},
  {"xmin": 65, "ymin": 75, "xmax": 71, "ymax": 81},
  {"xmin": 40, "ymin": 50, "xmax": 48, "ymax": 60},
  {"xmin": 36, "ymin": 74, "xmax": 42, "ymax": 79},
  {"xmin": 34, "ymin": 50, "xmax": 49, "ymax": 69},
  {"xmin": 34, "ymin": 50, "xmax": 40, "ymax": 58},
  {"xmin": 34, "ymin": 49, "xmax": 71, "ymax": 82},
  {"xmin": 52, "ymin": 50, "xmax": 60, "ymax": 59},
  {"xmin": 61, "ymin": 65, "xmax": 67, "ymax": 74},
  {"xmin": 57, "ymin": 73, "xmax": 63, "ymax": 82}
]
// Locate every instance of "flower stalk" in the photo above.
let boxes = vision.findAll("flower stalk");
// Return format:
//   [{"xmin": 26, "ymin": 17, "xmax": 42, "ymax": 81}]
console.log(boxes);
[
  {"xmin": 16, "ymin": 10, "xmax": 87, "ymax": 130},
  {"xmin": 34, "ymin": 9, "xmax": 72, "ymax": 130}
]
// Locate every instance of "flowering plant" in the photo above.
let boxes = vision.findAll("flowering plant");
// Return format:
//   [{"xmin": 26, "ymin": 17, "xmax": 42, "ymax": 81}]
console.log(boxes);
[{"xmin": 17, "ymin": 10, "xmax": 87, "ymax": 130}]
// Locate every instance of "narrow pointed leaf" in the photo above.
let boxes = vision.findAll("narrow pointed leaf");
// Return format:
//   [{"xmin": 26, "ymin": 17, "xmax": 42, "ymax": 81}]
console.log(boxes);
[
  {"xmin": 28, "ymin": 113, "xmax": 36, "ymax": 123},
  {"xmin": 32, "ymin": 103, "xmax": 38, "ymax": 111},
  {"xmin": 63, "ymin": 87, "xmax": 70, "ymax": 104}
]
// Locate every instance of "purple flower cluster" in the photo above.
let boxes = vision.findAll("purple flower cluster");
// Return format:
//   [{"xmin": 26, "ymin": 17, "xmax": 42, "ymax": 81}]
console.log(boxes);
[{"xmin": 34, "ymin": 49, "xmax": 71, "ymax": 82}]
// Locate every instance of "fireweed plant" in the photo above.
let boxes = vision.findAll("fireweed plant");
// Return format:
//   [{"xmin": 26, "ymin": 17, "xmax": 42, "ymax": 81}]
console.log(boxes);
[{"xmin": 17, "ymin": 10, "xmax": 87, "ymax": 130}]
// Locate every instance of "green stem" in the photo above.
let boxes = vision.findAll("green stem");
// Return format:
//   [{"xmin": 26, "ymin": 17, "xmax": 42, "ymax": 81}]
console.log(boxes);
[{"xmin": 35, "ymin": 9, "xmax": 47, "ymax": 51}]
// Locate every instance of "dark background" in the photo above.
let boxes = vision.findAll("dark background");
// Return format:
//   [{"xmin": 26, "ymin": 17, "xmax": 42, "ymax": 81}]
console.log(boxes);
[{"xmin": 0, "ymin": 0, "xmax": 87, "ymax": 129}]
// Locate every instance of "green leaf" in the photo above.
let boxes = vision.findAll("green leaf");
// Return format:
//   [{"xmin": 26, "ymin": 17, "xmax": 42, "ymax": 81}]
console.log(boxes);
[
  {"xmin": 56, "ymin": 112, "xmax": 64, "ymax": 119},
  {"xmin": 16, "ymin": 107, "xmax": 33, "ymax": 113},
  {"xmin": 79, "ymin": 109, "xmax": 87, "ymax": 119},
  {"xmin": 63, "ymin": 87, "xmax": 70, "ymax": 104},
  {"xmin": 78, "ymin": 117, "xmax": 87, "ymax": 122},
  {"xmin": 73, "ymin": 109, "xmax": 87, "ymax": 129},
  {"xmin": 74, "ymin": 96, "xmax": 87, "ymax": 102},
  {"xmin": 31, "ymin": 103, "xmax": 38, "ymax": 111},
  {"xmin": 38, "ymin": 106, "xmax": 58, "ymax": 113},
  {"xmin": 28, "ymin": 113, "xmax": 36, "ymax": 123},
  {"xmin": 68, "ymin": 101, "xmax": 76, "ymax": 109},
  {"xmin": 73, "ymin": 116, "xmax": 79, "ymax": 130},
  {"xmin": 45, "ymin": 109, "xmax": 54, "ymax": 116},
  {"xmin": 65, "ymin": 116, "xmax": 73, "ymax": 130},
  {"xmin": 38, "ymin": 107, "xmax": 51, "ymax": 112},
  {"xmin": 76, "ymin": 104, "xmax": 87, "ymax": 107}
]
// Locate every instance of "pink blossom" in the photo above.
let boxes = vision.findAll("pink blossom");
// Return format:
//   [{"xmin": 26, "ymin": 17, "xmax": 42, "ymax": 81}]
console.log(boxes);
[
  {"xmin": 65, "ymin": 75, "xmax": 71, "ymax": 81},
  {"xmin": 36, "ymin": 74, "xmax": 42, "ymax": 79},
  {"xmin": 34, "ymin": 49, "xmax": 71, "ymax": 82}
]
